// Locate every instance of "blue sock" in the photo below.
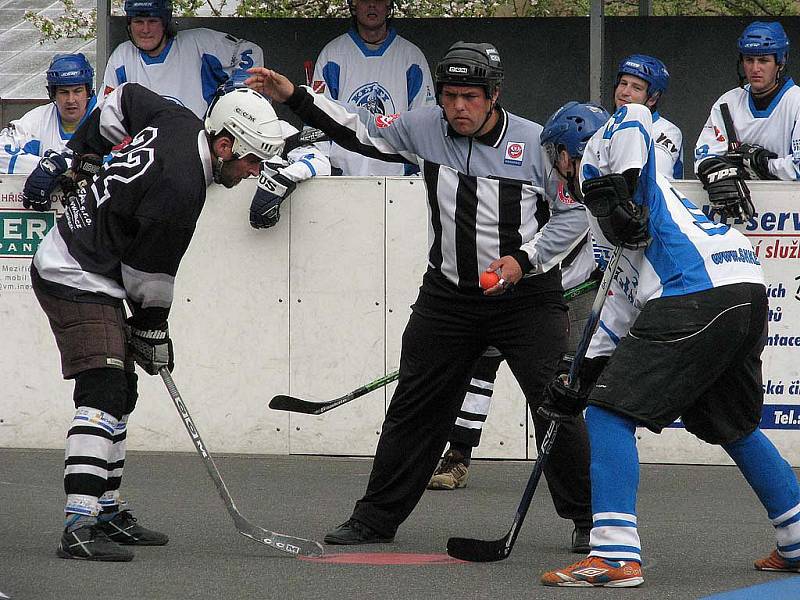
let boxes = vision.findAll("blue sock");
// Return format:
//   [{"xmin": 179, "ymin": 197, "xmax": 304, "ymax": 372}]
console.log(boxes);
[
  {"xmin": 586, "ymin": 406, "xmax": 639, "ymax": 515},
  {"xmin": 723, "ymin": 429, "xmax": 800, "ymax": 520}
]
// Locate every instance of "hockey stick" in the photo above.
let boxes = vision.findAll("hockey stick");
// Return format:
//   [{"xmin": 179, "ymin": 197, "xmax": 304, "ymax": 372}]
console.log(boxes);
[
  {"xmin": 269, "ymin": 370, "xmax": 399, "ymax": 415},
  {"xmin": 716, "ymin": 103, "xmax": 754, "ymax": 220},
  {"xmin": 719, "ymin": 103, "xmax": 740, "ymax": 152},
  {"xmin": 159, "ymin": 368, "xmax": 324, "ymax": 557},
  {"xmin": 446, "ymin": 246, "xmax": 623, "ymax": 562},
  {"xmin": 268, "ymin": 279, "xmax": 598, "ymax": 416},
  {"xmin": 303, "ymin": 60, "xmax": 314, "ymax": 86}
]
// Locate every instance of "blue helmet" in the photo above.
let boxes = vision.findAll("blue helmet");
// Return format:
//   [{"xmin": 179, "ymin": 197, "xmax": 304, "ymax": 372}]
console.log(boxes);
[
  {"xmin": 46, "ymin": 53, "xmax": 94, "ymax": 98},
  {"xmin": 124, "ymin": 0, "xmax": 172, "ymax": 26},
  {"xmin": 738, "ymin": 21, "xmax": 789, "ymax": 64},
  {"xmin": 540, "ymin": 101, "xmax": 610, "ymax": 164},
  {"xmin": 616, "ymin": 54, "xmax": 669, "ymax": 98}
]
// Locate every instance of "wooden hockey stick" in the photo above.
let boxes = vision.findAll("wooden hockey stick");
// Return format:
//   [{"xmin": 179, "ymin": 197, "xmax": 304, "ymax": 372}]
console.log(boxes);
[
  {"xmin": 160, "ymin": 368, "xmax": 324, "ymax": 557},
  {"xmin": 446, "ymin": 246, "xmax": 623, "ymax": 563}
]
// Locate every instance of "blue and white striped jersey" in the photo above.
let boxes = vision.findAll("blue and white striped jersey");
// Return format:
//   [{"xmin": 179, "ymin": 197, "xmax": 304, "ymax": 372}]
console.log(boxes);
[
  {"xmin": 312, "ymin": 28, "xmax": 435, "ymax": 176},
  {"xmin": 694, "ymin": 78, "xmax": 800, "ymax": 180},
  {"xmin": 582, "ymin": 103, "xmax": 764, "ymax": 358},
  {"xmin": 0, "ymin": 97, "xmax": 98, "ymax": 174}
]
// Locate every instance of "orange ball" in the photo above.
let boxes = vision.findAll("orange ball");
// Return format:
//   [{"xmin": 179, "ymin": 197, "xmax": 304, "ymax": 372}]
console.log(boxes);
[{"xmin": 479, "ymin": 271, "xmax": 500, "ymax": 290}]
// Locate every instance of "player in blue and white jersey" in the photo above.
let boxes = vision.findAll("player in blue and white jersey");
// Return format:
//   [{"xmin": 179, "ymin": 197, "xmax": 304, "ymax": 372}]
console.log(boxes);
[
  {"xmin": 537, "ymin": 101, "xmax": 800, "ymax": 587},
  {"xmin": 615, "ymin": 54, "xmax": 683, "ymax": 179},
  {"xmin": 102, "ymin": 0, "xmax": 264, "ymax": 120},
  {"xmin": 312, "ymin": 0, "xmax": 435, "ymax": 176},
  {"xmin": 0, "ymin": 53, "xmax": 97, "ymax": 175},
  {"xmin": 696, "ymin": 21, "xmax": 800, "ymax": 217}
]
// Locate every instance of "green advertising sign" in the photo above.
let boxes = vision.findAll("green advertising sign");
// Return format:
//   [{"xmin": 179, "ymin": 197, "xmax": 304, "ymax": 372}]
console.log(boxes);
[{"xmin": 0, "ymin": 210, "xmax": 55, "ymax": 257}]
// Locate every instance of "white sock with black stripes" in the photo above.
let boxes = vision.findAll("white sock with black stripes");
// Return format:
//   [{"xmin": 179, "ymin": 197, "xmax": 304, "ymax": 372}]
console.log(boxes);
[
  {"xmin": 64, "ymin": 407, "xmax": 118, "ymax": 529},
  {"xmin": 99, "ymin": 414, "xmax": 129, "ymax": 517}
]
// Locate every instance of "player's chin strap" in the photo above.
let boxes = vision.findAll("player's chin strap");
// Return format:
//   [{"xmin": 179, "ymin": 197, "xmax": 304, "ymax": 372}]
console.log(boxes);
[{"xmin": 212, "ymin": 154, "xmax": 238, "ymax": 185}]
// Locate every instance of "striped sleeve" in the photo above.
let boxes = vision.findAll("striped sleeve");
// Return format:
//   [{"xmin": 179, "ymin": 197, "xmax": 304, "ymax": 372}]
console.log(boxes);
[{"xmin": 285, "ymin": 85, "xmax": 417, "ymax": 165}]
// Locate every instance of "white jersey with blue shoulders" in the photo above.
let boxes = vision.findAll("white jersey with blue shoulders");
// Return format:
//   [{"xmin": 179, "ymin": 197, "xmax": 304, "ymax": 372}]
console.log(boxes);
[
  {"xmin": 694, "ymin": 78, "xmax": 800, "ymax": 180},
  {"xmin": 312, "ymin": 27, "xmax": 435, "ymax": 176},
  {"xmin": 652, "ymin": 112, "xmax": 683, "ymax": 179},
  {"xmin": 0, "ymin": 96, "xmax": 98, "ymax": 174},
  {"xmin": 102, "ymin": 28, "xmax": 263, "ymax": 119},
  {"xmin": 582, "ymin": 103, "xmax": 764, "ymax": 359},
  {"xmin": 561, "ymin": 111, "xmax": 683, "ymax": 292}
]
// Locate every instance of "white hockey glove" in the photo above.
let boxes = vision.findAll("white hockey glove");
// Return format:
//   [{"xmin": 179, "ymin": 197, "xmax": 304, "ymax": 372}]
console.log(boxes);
[{"xmin": 249, "ymin": 165, "xmax": 297, "ymax": 229}]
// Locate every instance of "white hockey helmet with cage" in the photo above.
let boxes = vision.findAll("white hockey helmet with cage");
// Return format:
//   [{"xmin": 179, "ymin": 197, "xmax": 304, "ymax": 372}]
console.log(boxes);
[{"xmin": 204, "ymin": 87, "xmax": 285, "ymax": 161}]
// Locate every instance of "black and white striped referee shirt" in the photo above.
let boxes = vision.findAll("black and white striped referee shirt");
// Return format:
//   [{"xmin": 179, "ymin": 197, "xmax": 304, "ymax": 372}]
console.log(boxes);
[{"xmin": 286, "ymin": 86, "xmax": 589, "ymax": 295}]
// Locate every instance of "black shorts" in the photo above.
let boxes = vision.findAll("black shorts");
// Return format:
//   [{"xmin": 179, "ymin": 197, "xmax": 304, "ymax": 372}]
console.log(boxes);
[{"xmin": 588, "ymin": 282, "xmax": 767, "ymax": 445}]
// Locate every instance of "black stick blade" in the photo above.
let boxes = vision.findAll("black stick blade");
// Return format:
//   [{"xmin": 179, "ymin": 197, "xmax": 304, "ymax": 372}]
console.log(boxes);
[
  {"xmin": 446, "ymin": 535, "xmax": 511, "ymax": 562},
  {"xmin": 269, "ymin": 395, "xmax": 329, "ymax": 414}
]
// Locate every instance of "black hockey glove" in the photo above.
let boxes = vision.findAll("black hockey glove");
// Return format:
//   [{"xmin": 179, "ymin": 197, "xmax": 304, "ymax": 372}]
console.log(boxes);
[
  {"xmin": 127, "ymin": 322, "xmax": 174, "ymax": 376},
  {"xmin": 250, "ymin": 166, "xmax": 297, "ymax": 229},
  {"xmin": 537, "ymin": 355, "xmax": 609, "ymax": 422},
  {"xmin": 581, "ymin": 173, "xmax": 650, "ymax": 250},
  {"xmin": 697, "ymin": 157, "xmax": 754, "ymax": 220},
  {"xmin": 21, "ymin": 150, "xmax": 69, "ymax": 211},
  {"xmin": 725, "ymin": 143, "xmax": 778, "ymax": 180},
  {"xmin": 59, "ymin": 153, "xmax": 103, "ymax": 203}
]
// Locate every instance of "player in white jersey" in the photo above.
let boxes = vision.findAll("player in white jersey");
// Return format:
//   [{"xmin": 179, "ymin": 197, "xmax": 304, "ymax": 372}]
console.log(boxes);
[
  {"xmin": 537, "ymin": 101, "xmax": 800, "ymax": 588},
  {"xmin": 102, "ymin": 0, "xmax": 264, "ymax": 120},
  {"xmin": 614, "ymin": 54, "xmax": 683, "ymax": 179},
  {"xmin": 0, "ymin": 53, "xmax": 97, "ymax": 175},
  {"xmin": 312, "ymin": 0, "xmax": 435, "ymax": 176},
  {"xmin": 696, "ymin": 21, "xmax": 800, "ymax": 220}
]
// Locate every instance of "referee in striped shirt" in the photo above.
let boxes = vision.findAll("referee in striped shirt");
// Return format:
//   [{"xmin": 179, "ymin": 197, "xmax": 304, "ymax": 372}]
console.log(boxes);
[{"xmin": 247, "ymin": 41, "xmax": 592, "ymax": 547}]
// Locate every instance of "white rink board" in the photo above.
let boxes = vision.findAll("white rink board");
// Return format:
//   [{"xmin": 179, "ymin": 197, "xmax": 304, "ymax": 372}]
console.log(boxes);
[{"xmin": 0, "ymin": 176, "xmax": 798, "ymax": 465}]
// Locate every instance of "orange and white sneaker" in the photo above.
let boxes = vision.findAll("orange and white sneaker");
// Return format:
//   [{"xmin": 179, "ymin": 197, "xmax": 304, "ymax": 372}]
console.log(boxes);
[
  {"xmin": 541, "ymin": 556, "xmax": 644, "ymax": 587},
  {"xmin": 755, "ymin": 549, "xmax": 800, "ymax": 573}
]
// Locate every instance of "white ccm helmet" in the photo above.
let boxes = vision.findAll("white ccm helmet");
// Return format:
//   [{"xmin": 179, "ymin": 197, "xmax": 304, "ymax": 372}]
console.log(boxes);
[{"xmin": 204, "ymin": 87, "xmax": 285, "ymax": 161}]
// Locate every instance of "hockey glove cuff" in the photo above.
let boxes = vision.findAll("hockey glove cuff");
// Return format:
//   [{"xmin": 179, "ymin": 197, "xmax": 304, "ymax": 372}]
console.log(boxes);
[
  {"xmin": 581, "ymin": 173, "xmax": 650, "ymax": 250},
  {"xmin": 726, "ymin": 143, "xmax": 778, "ymax": 180},
  {"xmin": 697, "ymin": 157, "xmax": 754, "ymax": 220},
  {"xmin": 127, "ymin": 322, "xmax": 174, "ymax": 376},
  {"xmin": 250, "ymin": 167, "xmax": 297, "ymax": 229},
  {"xmin": 22, "ymin": 150, "xmax": 69, "ymax": 211}
]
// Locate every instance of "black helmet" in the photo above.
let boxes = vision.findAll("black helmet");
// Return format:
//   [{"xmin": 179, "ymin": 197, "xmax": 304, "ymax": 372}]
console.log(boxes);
[{"xmin": 435, "ymin": 42, "xmax": 504, "ymax": 98}]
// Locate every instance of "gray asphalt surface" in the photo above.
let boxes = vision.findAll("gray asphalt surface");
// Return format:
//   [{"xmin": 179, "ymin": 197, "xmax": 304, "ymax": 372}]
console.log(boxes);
[{"xmin": 1, "ymin": 449, "xmax": 798, "ymax": 600}]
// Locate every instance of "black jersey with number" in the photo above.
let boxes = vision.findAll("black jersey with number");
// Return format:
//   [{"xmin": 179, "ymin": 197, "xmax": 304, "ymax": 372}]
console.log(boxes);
[{"xmin": 32, "ymin": 83, "xmax": 213, "ymax": 329}]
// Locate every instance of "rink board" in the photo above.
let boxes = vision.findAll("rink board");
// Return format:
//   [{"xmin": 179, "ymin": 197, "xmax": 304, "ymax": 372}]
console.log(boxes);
[{"xmin": 0, "ymin": 176, "xmax": 797, "ymax": 465}]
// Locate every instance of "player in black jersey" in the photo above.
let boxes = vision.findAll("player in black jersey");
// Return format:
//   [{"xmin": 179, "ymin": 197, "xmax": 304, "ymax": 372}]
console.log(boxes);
[{"xmin": 25, "ymin": 82, "xmax": 286, "ymax": 561}]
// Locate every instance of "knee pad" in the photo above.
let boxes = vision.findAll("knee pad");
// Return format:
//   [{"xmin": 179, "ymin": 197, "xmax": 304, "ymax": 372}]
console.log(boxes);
[
  {"xmin": 125, "ymin": 370, "xmax": 138, "ymax": 414},
  {"xmin": 73, "ymin": 368, "xmax": 129, "ymax": 421}
]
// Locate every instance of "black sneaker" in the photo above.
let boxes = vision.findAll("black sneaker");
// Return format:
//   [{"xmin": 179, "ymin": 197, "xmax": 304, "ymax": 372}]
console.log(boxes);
[
  {"xmin": 324, "ymin": 519, "xmax": 394, "ymax": 545},
  {"xmin": 57, "ymin": 525, "xmax": 134, "ymax": 561},
  {"xmin": 97, "ymin": 510, "xmax": 169, "ymax": 546},
  {"xmin": 571, "ymin": 525, "xmax": 591, "ymax": 553}
]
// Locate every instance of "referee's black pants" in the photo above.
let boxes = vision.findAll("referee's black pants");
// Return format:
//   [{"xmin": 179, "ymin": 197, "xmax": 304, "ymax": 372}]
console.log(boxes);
[{"xmin": 351, "ymin": 286, "xmax": 592, "ymax": 536}]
